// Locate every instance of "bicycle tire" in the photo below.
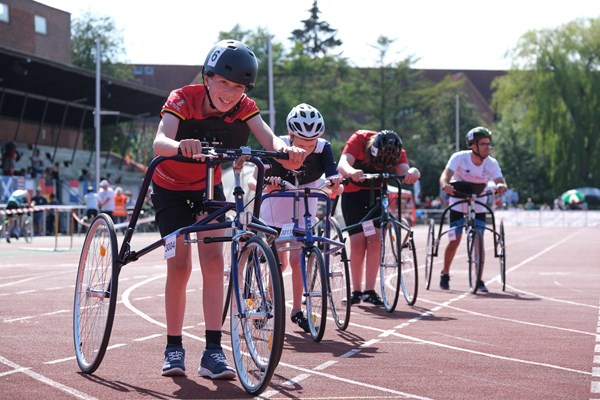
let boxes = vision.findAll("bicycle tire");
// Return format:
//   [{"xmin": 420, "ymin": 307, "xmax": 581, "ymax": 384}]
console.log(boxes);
[
  {"xmin": 498, "ymin": 221, "xmax": 506, "ymax": 291},
  {"xmin": 380, "ymin": 221, "xmax": 401, "ymax": 312},
  {"xmin": 230, "ymin": 236, "xmax": 284, "ymax": 395},
  {"xmin": 305, "ymin": 246, "xmax": 327, "ymax": 342},
  {"xmin": 467, "ymin": 227, "xmax": 483, "ymax": 294},
  {"xmin": 319, "ymin": 217, "xmax": 351, "ymax": 330},
  {"xmin": 399, "ymin": 223, "xmax": 418, "ymax": 306},
  {"xmin": 424, "ymin": 219, "xmax": 435, "ymax": 290},
  {"xmin": 22, "ymin": 216, "xmax": 33, "ymax": 243},
  {"xmin": 73, "ymin": 214, "xmax": 119, "ymax": 374}
]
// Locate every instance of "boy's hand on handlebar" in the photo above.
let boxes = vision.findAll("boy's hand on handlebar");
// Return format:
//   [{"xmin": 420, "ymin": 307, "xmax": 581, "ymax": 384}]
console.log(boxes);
[
  {"xmin": 278, "ymin": 145, "xmax": 306, "ymax": 170},
  {"xmin": 442, "ymin": 183, "xmax": 455, "ymax": 196},
  {"xmin": 403, "ymin": 167, "xmax": 421, "ymax": 185},
  {"xmin": 178, "ymin": 139, "xmax": 203, "ymax": 158},
  {"xmin": 266, "ymin": 176, "xmax": 283, "ymax": 186},
  {"xmin": 495, "ymin": 183, "xmax": 507, "ymax": 196},
  {"xmin": 347, "ymin": 169, "xmax": 365, "ymax": 182}
]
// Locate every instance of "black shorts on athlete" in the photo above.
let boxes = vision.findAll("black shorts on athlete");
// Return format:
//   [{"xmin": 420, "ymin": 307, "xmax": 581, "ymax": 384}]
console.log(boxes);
[
  {"xmin": 151, "ymin": 183, "xmax": 226, "ymax": 237},
  {"xmin": 341, "ymin": 190, "xmax": 382, "ymax": 236}
]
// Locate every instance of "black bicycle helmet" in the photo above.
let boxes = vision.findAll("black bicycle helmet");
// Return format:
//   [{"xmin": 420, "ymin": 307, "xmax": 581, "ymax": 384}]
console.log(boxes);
[
  {"xmin": 202, "ymin": 39, "xmax": 258, "ymax": 91},
  {"xmin": 466, "ymin": 126, "xmax": 492, "ymax": 146},
  {"xmin": 370, "ymin": 130, "xmax": 403, "ymax": 170}
]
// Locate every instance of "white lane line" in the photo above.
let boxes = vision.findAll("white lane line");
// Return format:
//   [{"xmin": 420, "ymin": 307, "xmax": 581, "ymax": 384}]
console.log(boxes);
[
  {"xmin": 133, "ymin": 334, "xmax": 163, "ymax": 342},
  {"xmin": 0, "ymin": 355, "xmax": 98, "ymax": 400},
  {"xmin": 313, "ymin": 360, "xmax": 337, "ymax": 371},
  {"xmin": 4, "ymin": 316, "xmax": 34, "ymax": 322},
  {"xmin": 282, "ymin": 373, "xmax": 311, "ymax": 387},
  {"xmin": 591, "ymin": 296, "xmax": 600, "ymax": 396},
  {"xmin": 122, "ymin": 274, "xmax": 430, "ymax": 399},
  {"xmin": 506, "ymin": 285, "xmax": 599, "ymax": 309},
  {"xmin": 420, "ymin": 299, "xmax": 595, "ymax": 337}
]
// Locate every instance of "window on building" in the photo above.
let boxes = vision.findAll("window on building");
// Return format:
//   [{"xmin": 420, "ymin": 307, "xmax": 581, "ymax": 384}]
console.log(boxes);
[
  {"xmin": 0, "ymin": 3, "xmax": 9, "ymax": 23},
  {"xmin": 34, "ymin": 15, "xmax": 47, "ymax": 34}
]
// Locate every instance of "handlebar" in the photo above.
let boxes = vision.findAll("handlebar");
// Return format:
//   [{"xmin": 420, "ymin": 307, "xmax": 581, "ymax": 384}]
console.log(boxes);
[
  {"xmin": 360, "ymin": 173, "xmax": 405, "ymax": 181},
  {"xmin": 450, "ymin": 189, "xmax": 496, "ymax": 200},
  {"xmin": 191, "ymin": 146, "xmax": 289, "ymax": 161},
  {"xmin": 264, "ymin": 177, "xmax": 349, "ymax": 191}
]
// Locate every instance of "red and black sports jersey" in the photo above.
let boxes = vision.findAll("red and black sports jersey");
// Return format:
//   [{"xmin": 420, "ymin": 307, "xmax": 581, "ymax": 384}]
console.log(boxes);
[{"xmin": 153, "ymin": 85, "xmax": 260, "ymax": 191}]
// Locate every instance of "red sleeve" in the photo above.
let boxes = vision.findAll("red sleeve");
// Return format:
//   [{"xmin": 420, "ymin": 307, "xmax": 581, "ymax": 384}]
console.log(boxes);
[{"xmin": 342, "ymin": 130, "xmax": 372, "ymax": 160}]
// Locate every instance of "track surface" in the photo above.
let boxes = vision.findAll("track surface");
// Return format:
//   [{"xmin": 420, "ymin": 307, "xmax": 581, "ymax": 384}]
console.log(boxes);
[{"xmin": 1, "ymin": 226, "xmax": 599, "ymax": 399}]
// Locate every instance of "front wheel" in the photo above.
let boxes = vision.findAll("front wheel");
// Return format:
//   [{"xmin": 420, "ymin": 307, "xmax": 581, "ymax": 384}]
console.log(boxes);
[
  {"xmin": 22, "ymin": 216, "xmax": 33, "ymax": 243},
  {"xmin": 73, "ymin": 214, "xmax": 119, "ymax": 374},
  {"xmin": 467, "ymin": 228, "xmax": 483, "ymax": 294},
  {"xmin": 304, "ymin": 246, "xmax": 327, "ymax": 342},
  {"xmin": 399, "ymin": 223, "xmax": 418, "ymax": 306},
  {"xmin": 424, "ymin": 219, "xmax": 435, "ymax": 290},
  {"xmin": 230, "ymin": 236, "xmax": 284, "ymax": 396},
  {"xmin": 498, "ymin": 221, "xmax": 506, "ymax": 291},
  {"xmin": 380, "ymin": 221, "xmax": 401, "ymax": 312}
]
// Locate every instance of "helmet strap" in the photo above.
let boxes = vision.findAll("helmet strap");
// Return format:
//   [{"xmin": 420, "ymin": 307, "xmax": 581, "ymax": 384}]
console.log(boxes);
[{"xmin": 205, "ymin": 86, "xmax": 217, "ymax": 110}]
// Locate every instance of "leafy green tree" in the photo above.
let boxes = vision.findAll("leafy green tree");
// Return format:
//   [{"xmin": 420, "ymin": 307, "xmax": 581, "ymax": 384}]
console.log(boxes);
[
  {"xmin": 494, "ymin": 17, "xmax": 600, "ymax": 198},
  {"xmin": 71, "ymin": 12, "xmax": 132, "ymax": 80},
  {"xmin": 289, "ymin": 0, "xmax": 342, "ymax": 58}
]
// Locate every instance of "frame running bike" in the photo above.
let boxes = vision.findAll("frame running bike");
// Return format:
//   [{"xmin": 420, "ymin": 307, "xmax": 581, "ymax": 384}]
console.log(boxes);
[
  {"xmin": 259, "ymin": 178, "xmax": 351, "ymax": 341},
  {"xmin": 73, "ymin": 147, "xmax": 287, "ymax": 396},
  {"xmin": 424, "ymin": 190, "xmax": 506, "ymax": 294},
  {"xmin": 342, "ymin": 173, "xmax": 418, "ymax": 312}
]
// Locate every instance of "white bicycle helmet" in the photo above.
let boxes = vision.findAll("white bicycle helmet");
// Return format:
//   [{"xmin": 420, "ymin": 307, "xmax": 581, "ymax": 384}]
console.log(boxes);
[{"xmin": 286, "ymin": 103, "xmax": 325, "ymax": 139}]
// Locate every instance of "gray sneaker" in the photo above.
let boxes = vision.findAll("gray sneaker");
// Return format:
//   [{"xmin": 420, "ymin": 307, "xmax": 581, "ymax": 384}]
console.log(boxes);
[
  {"xmin": 478, "ymin": 280, "xmax": 489, "ymax": 293},
  {"xmin": 162, "ymin": 346, "xmax": 186, "ymax": 376},
  {"xmin": 198, "ymin": 345, "xmax": 236, "ymax": 380},
  {"xmin": 440, "ymin": 274, "xmax": 450, "ymax": 290}
]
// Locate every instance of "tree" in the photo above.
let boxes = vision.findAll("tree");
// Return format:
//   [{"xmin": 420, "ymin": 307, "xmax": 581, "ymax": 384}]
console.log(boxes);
[
  {"xmin": 494, "ymin": 17, "xmax": 600, "ymax": 198},
  {"xmin": 289, "ymin": 0, "xmax": 342, "ymax": 58},
  {"xmin": 71, "ymin": 12, "xmax": 132, "ymax": 80}
]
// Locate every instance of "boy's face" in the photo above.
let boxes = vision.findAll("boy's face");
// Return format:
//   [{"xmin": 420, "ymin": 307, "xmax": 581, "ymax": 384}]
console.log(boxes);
[
  {"xmin": 290, "ymin": 136, "xmax": 318, "ymax": 155},
  {"xmin": 205, "ymin": 74, "xmax": 246, "ymax": 113}
]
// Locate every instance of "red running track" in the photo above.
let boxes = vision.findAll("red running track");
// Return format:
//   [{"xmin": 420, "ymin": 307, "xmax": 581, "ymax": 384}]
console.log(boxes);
[{"xmin": 0, "ymin": 225, "xmax": 599, "ymax": 399}]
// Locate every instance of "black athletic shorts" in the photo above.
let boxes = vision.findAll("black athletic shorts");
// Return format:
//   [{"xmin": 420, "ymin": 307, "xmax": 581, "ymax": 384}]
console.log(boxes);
[
  {"xmin": 151, "ymin": 182, "xmax": 226, "ymax": 237},
  {"xmin": 341, "ymin": 189, "xmax": 382, "ymax": 236}
]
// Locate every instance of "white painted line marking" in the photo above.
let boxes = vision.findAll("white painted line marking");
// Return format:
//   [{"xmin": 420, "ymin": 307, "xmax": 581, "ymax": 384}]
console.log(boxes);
[
  {"xmin": 0, "ymin": 355, "xmax": 98, "ymax": 400},
  {"xmin": 4, "ymin": 316, "xmax": 34, "ymax": 322},
  {"xmin": 593, "ymin": 367, "xmax": 600, "ymax": 377},
  {"xmin": 283, "ymin": 373, "xmax": 311, "ymax": 386},
  {"xmin": 313, "ymin": 360, "xmax": 337, "ymax": 371},
  {"xmin": 592, "ymin": 381, "xmax": 600, "ymax": 393},
  {"xmin": 339, "ymin": 349, "xmax": 360, "ymax": 358},
  {"xmin": 134, "ymin": 333, "xmax": 162, "ymax": 341}
]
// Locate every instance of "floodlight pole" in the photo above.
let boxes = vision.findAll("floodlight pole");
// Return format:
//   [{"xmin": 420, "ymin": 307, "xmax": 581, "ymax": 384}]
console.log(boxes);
[
  {"xmin": 267, "ymin": 35, "xmax": 275, "ymax": 131},
  {"xmin": 455, "ymin": 95, "xmax": 460, "ymax": 151},
  {"xmin": 95, "ymin": 39, "xmax": 101, "ymax": 191}
]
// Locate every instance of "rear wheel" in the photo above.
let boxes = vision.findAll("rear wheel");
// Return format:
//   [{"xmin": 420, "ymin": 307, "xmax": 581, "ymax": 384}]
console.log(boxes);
[
  {"xmin": 424, "ymin": 219, "xmax": 435, "ymax": 290},
  {"xmin": 314, "ymin": 216, "xmax": 350, "ymax": 330},
  {"xmin": 380, "ymin": 221, "xmax": 401, "ymax": 312},
  {"xmin": 230, "ymin": 236, "xmax": 284, "ymax": 395},
  {"xmin": 467, "ymin": 228, "xmax": 483, "ymax": 294},
  {"xmin": 73, "ymin": 214, "xmax": 118, "ymax": 374}
]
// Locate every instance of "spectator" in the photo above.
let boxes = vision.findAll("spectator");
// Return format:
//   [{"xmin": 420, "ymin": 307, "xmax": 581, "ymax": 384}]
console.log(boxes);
[
  {"xmin": 113, "ymin": 187, "xmax": 128, "ymax": 229},
  {"xmin": 31, "ymin": 148, "xmax": 44, "ymax": 178},
  {"xmin": 97, "ymin": 179, "xmax": 115, "ymax": 220},
  {"xmin": 525, "ymin": 198, "xmax": 535, "ymax": 210},
  {"xmin": 31, "ymin": 188, "xmax": 47, "ymax": 236},
  {"xmin": 2, "ymin": 141, "xmax": 20, "ymax": 176},
  {"xmin": 83, "ymin": 186, "xmax": 99, "ymax": 221},
  {"xmin": 46, "ymin": 193, "xmax": 59, "ymax": 235}
]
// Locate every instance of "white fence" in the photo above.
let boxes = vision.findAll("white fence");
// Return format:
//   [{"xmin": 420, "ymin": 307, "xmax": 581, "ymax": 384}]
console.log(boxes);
[{"xmin": 494, "ymin": 210, "xmax": 600, "ymax": 227}]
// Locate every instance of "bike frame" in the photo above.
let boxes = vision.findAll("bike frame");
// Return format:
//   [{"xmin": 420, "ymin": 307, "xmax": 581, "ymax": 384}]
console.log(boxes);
[{"xmin": 432, "ymin": 192, "xmax": 500, "ymax": 258}]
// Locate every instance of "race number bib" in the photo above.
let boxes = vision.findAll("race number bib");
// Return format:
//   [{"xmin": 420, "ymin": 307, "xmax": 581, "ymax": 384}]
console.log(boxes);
[
  {"xmin": 164, "ymin": 233, "xmax": 176, "ymax": 260},
  {"xmin": 447, "ymin": 228, "xmax": 457, "ymax": 242},
  {"xmin": 362, "ymin": 220, "xmax": 376, "ymax": 237},
  {"xmin": 280, "ymin": 223, "xmax": 295, "ymax": 238}
]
